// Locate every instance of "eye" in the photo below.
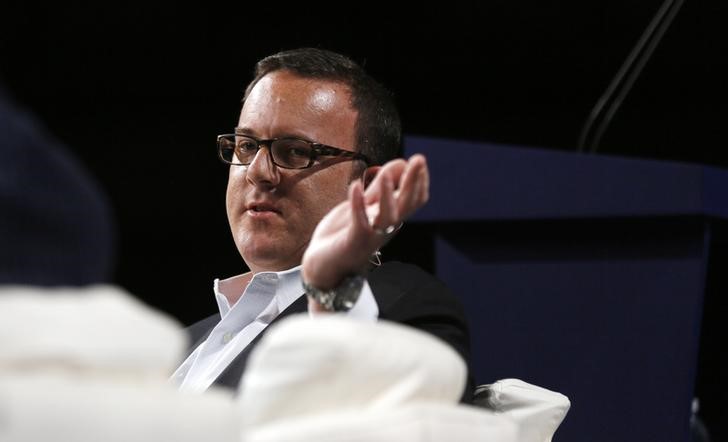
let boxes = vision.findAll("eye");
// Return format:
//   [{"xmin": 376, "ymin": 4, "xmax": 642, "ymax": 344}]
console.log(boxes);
[
  {"xmin": 286, "ymin": 146, "xmax": 310, "ymax": 157},
  {"xmin": 236, "ymin": 137, "xmax": 258, "ymax": 152},
  {"xmin": 273, "ymin": 139, "xmax": 312, "ymax": 167}
]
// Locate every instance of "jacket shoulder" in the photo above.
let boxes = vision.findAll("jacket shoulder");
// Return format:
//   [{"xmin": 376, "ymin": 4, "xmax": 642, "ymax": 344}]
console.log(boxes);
[
  {"xmin": 369, "ymin": 261, "xmax": 443, "ymax": 291},
  {"xmin": 368, "ymin": 261, "xmax": 462, "ymax": 317}
]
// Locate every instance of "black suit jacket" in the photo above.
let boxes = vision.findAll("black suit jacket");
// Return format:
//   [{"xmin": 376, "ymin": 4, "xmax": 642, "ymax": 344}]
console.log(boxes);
[{"xmin": 185, "ymin": 261, "xmax": 474, "ymax": 401}]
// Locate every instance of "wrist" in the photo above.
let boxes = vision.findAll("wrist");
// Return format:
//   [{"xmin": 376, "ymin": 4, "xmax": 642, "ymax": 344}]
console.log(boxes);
[
  {"xmin": 301, "ymin": 263, "xmax": 363, "ymax": 292},
  {"xmin": 302, "ymin": 274, "xmax": 365, "ymax": 312}
]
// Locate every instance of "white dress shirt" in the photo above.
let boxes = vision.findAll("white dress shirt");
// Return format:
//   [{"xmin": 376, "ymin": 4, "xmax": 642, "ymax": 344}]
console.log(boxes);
[{"xmin": 171, "ymin": 266, "xmax": 378, "ymax": 392}]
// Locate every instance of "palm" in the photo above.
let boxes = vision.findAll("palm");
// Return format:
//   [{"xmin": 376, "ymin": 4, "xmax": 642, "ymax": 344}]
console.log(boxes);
[{"xmin": 302, "ymin": 154, "xmax": 429, "ymax": 291}]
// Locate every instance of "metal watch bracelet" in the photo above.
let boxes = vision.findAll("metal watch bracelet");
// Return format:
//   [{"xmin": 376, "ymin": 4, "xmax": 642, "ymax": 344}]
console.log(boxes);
[{"xmin": 302, "ymin": 274, "xmax": 365, "ymax": 312}]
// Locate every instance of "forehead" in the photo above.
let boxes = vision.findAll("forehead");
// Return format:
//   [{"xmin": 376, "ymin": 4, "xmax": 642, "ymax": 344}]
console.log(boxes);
[
  {"xmin": 238, "ymin": 71, "xmax": 358, "ymax": 149},
  {"xmin": 244, "ymin": 71, "xmax": 353, "ymax": 119}
]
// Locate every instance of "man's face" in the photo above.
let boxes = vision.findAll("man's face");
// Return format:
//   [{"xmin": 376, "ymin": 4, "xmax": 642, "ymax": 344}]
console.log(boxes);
[{"xmin": 226, "ymin": 70, "xmax": 360, "ymax": 273}]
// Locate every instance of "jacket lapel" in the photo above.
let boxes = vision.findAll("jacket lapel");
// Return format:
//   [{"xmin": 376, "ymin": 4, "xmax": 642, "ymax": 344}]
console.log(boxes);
[{"xmin": 213, "ymin": 293, "xmax": 308, "ymax": 390}]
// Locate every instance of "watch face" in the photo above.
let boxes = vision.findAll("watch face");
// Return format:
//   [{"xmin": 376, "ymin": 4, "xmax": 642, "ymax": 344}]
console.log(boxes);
[
  {"xmin": 333, "ymin": 292, "xmax": 357, "ymax": 311},
  {"xmin": 304, "ymin": 275, "xmax": 364, "ymax": 312},
  {"xmin": 332, "ymin": 275, "xmax": 364, "ymax": 312}
]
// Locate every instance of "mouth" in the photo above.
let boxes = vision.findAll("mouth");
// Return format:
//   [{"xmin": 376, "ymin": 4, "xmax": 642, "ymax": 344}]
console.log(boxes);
[{"xmin": 246, "ymin": 203, "xmax": 281, "ymax": 215}]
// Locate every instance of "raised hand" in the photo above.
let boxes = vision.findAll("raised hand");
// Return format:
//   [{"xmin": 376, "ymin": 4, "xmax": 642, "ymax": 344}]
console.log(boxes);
[{"xmin": 301, "ymin": 154, "xmax": 430, "ymax": 300}]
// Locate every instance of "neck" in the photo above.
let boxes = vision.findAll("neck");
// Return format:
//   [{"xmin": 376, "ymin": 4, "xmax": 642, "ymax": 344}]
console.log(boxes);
[{"xmin": 219, "ymin": 272, "xmax": 254, "ymax": 306}]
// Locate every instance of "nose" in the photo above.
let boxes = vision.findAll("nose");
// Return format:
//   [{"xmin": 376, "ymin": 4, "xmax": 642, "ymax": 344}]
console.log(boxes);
[{"xmin": 245, "ymin": 146, "xmax": 281, "ymax": 189}]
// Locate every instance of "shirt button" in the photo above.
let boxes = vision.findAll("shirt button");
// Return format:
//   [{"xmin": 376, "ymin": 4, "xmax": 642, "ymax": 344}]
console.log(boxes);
[{"xmin": 222, "ymin": 332, "xmax": 234, "ymax": 344}]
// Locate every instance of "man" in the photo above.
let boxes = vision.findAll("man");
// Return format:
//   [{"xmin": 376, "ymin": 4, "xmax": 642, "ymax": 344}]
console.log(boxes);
[{"xmin": 172, "ymin": 48, "xmax": 473, "ymax": 400}]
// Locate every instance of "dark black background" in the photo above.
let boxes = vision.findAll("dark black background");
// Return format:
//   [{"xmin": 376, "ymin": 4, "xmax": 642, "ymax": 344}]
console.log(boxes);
[
  {"xmin": 4, "ymin": 0, "xmax": 726, "ymax": 321},
  {"xmin": 2, "ymin": 0, "xmax": 727, "ymax": 436}
]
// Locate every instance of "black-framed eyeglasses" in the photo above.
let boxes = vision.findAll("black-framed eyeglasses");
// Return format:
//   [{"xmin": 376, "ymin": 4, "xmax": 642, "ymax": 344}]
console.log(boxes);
[{"xmin": 217, "ymin": 134, "xmax": 371, "ymax": 170}]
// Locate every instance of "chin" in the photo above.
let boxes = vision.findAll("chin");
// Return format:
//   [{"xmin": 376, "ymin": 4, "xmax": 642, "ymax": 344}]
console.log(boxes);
[{"xmin": 240, "ymin": 246, "xmax": 298, "ymax": 272}]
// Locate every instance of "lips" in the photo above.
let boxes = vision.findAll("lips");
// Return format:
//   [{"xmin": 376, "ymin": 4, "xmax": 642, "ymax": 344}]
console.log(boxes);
[{"xmin": 246, "ymin": 202, "xmax": 281, "ymax": 215}]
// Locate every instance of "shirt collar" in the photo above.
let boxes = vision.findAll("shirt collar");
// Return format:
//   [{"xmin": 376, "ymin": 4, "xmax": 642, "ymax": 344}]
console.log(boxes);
[{"xmin": 213, "ymin": 265, "xmax": 303, "ymax": 318}]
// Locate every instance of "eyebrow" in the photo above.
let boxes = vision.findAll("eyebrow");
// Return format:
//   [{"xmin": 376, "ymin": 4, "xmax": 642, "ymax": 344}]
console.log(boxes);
[
  {"xmin": 234, "ymin": 127, "xmax": 318, "ymax": 143},
  {"xmin": 234, "ymin": 127, "xmax": 253, "ymax": 134}
]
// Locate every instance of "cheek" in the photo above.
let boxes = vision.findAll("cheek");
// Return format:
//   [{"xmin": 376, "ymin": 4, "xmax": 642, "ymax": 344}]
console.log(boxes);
[
  {"xmin": 281, "ymin": 177, "xmax": 334, "ymax": 228},
  {"xmin": 299, "ymin": 176, "xmax": 351, "ymax": 220},
  {"xmin": 225, "ymin": 169, "xmax": 247, "ymax": 218}
]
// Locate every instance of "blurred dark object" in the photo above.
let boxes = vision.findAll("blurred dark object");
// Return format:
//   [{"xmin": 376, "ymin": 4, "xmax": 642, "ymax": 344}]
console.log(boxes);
[{"xmin": 0, "ymin": 84, "xmax": 115, "ymax": 286}]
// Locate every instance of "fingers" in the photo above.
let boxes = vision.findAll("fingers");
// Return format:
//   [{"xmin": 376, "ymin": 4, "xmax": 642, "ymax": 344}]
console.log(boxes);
[
  {"xmin": 361, "ymin": 154, "xmax": 429, "ymax": 230},
  {"xmin": 373, "ymin": 171, "xmax": 398, "ymax": 230},
  {"xmin": 395, "ymin": 154, "xmax": 429, "ymax": 219},
  {"xmin": 348, "ymin": 179, "xmax": 370, "ymax": 235},
  {"xmin": 364, "ymin": 159, "xmax": 407, "ymax": 204}
]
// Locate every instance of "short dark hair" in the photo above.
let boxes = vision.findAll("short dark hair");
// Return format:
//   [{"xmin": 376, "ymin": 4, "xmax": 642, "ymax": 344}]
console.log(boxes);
[{"xmin": 243, "ymin": 48, "xmax": 401, "ymax": 166}]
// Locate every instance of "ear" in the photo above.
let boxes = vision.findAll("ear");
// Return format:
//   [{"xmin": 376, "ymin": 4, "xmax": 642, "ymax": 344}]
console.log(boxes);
[{"xmin": 361, "ymin": 166, "xmax": 381, "ymax": 189}]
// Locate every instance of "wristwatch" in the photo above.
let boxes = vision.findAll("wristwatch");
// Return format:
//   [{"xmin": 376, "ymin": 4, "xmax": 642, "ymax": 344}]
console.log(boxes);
[{"xmin": 302, "ymin": 274, "xmax": 365, "ymax": 312}]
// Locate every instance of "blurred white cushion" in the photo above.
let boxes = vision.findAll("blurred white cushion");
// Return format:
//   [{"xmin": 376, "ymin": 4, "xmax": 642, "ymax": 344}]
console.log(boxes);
[
  {"xmin": 246, "ymin": 402, "xmax": 518, "ymax": 442},
  {"xmin": 476, "ymin": 378, "xmax": 571, "ymax": 442},
  {"xmin": 238, "ymin": 314, "xmax": 519, "ymax": 442},
  {"xmin": 0, "ymin": 285, "xmax": 242, "ymax": 442},
  {"xmin": 0, "ymin": 285, "xmax": 184, "ymax": 375},
  {"xmin": 0, "ymin": 375, "xmax": 241, "ymax": 442},
  {"xmin": 238, "ymin": 314, "xmax": 467, "ymax": 427}
]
